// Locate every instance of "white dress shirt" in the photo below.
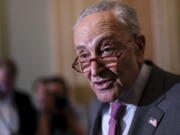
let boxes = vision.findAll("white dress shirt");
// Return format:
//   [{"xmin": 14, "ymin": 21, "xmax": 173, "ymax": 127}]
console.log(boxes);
[
  {"xmin": 0, "ymin": 95, "xmax": 19, "ymax": 135},
  {"xmin": 102, "ymin": 63, "xmax": 151, "ymax": 135}
]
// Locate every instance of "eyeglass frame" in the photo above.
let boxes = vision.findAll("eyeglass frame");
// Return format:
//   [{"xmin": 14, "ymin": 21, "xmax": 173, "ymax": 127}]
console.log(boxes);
[{"xmin": 72, "ymin": 35, "xmax": 135, "ymax": 73}]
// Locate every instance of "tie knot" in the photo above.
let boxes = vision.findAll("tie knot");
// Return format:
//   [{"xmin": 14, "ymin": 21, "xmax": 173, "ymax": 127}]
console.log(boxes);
[{"xmin": 111, "ymin": 101, "xmax": 122, "ymax": 119}]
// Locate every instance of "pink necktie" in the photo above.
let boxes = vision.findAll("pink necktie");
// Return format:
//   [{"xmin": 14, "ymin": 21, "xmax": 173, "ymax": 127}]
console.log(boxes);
[{"xmin": 108, "ymin": 101, "xmax": 122, "ymax": 135}]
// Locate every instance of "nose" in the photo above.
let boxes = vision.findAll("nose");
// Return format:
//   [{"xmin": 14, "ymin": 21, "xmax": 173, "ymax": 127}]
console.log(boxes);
[{"xmin": 90, "ymin": 59, "xmax": 105, "ymax": 76}]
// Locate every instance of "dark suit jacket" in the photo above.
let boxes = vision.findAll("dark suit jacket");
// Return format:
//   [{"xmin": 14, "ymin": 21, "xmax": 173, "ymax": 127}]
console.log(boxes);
[
  {"xmin": 88, "ymin": 61, "xmax": 180, "ymax": 135},
  {"xmin": 13, "ymin": 90, "xmax": 37, "ymax": 135}
]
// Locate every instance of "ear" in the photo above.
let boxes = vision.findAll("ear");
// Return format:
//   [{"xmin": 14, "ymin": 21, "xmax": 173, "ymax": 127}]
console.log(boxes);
[
  {"xmin": 134, "ymin": 35, "xmax": 145, "ymax": 67},
  {"xmin": 135, "ymin": 35, "xmax": 145, "ymax": 56}
]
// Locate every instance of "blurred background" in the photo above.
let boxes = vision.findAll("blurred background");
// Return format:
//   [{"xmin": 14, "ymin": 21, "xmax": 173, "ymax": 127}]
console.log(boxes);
[{"xmin": 0, "ymin": 0, "xmax": 180, "ymax": 105}]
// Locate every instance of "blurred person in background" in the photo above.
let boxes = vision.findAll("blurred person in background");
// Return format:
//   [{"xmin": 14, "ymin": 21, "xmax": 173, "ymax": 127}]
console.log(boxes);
[
  {"xmin": 72, "ymin": 0, "xmax": 180, "ymax": 135},
  {"xmin": 34, "ymin": 76, "xmax": 85, "ymax": 135},
  {"xmin": 0, "ymin": 58, "xmax": 37, "ymax": 135}
]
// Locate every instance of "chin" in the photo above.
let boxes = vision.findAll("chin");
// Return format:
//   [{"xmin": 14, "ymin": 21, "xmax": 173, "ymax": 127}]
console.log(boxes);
[
  {"xmin": 95, "ymin": 89, "xmax": 117, "ymax": 103},
  {"xmin": 97, "ymin": 95, "xmax": 116, "ymax": 103}
]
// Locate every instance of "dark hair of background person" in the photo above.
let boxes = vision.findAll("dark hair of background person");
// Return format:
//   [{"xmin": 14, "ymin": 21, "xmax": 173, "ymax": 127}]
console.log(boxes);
[
  {"xmin": 0, "ymin": 57, "xmax": 18, "ymax": 78},
  {"xmin": 33, "ymin": 75, "xmax": 69, "ymax": 96},
  {"xmin": 47, "ymin": 76, "xmax": 69, "ymax": 96}
]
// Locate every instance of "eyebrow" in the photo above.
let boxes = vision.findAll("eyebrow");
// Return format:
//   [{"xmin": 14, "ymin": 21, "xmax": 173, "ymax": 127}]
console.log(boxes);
[
  {"xmin": 75, "ymin": 33, "xmax": 123, "ymax": 50},
  {"xmin": 76, "ymin": 45, "xmax": 86, "ymax": 51},
  {"xmin": 94, "ymin": 34, "xmax": 121, "ymax": 47}
]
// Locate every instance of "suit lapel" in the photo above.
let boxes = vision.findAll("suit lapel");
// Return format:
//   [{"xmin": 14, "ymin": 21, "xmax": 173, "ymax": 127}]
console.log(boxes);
[
  {"xmin": 128, "ymin": 63, "xmax": 167, "ymax": 135},
  {"xmin": 128, "ymin": 103, "xmax": 165, "ymax": 135},
  {"xmin": 13, "ymin": 91, "xmax": 23, "ymax": 133}
]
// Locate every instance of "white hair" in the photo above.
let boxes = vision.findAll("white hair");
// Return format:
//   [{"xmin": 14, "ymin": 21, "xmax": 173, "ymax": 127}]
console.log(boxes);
[{"xmin": 74, "ymin": 0, "xmax": 141, "ymax": 35}]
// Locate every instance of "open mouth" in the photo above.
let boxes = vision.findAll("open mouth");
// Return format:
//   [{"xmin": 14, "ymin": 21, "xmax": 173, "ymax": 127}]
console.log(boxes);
[{"xmin": 94, "ymin": 79, "xmax": 114, "ymax": 90}]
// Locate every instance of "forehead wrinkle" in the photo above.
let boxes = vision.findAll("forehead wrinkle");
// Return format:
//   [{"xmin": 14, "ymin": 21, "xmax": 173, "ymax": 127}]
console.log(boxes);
[
  {"xmin": 76, "ymin": 45, "xmax": 86, "ymax": 50},
  {"xmin": 87, "ymin": 12, "xmax": 125, "ymax": 38},
  {"xmin": 92, "ymin": 33, "xmax": 119, "ymax": 48},
  {"xmin": 74, "ymin": 11, "xmax": 130, "ymax": 53},
  {"xmin": 75, "ymin": 11, "xmax": 128, "ymax": 40},
  {"xmin": 98, "ymin": 11, "xmax": 123, "ymax": 31},
  {"xmin": 76, "ymin": 33, "xmax": 122, "ymax": 54}
]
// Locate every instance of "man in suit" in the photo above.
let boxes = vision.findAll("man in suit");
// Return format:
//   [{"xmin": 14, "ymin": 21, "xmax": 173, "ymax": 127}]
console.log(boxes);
[
  {"xmin": 72, "ymin": 0, "xmax": 180, "ymax": 135},
  {"xmin": 0, "ymin": 58, "xmax": 37, "ymax": 135}
]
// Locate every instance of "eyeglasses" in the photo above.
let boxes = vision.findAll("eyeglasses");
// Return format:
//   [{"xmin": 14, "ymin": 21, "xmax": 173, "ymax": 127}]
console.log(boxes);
[{"xmin": 72, "ymin": 36, "xmax": 133, "ymax": 73}]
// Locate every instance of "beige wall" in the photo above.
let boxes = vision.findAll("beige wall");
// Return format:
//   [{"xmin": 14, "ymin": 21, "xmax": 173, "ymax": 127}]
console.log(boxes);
[
  {"xmin": 151, "ymin": 0, "xmax": 180, "ymax": 74},
  {"xmin": 5, "ymin": 0, "xmax": 53, "ymax": 95},
  {"xmin": 0, "ymin": 0, "xmax": 3, "ymax": 56},
  {"xmin": 0, "ymin": 0, "xmax": 8, "ymax": 57}
]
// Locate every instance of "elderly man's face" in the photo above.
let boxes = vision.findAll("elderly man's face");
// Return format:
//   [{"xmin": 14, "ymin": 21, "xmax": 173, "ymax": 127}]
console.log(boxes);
[{"xmin": 73, "ymin": 11, "xmax": 144, "ymax": 102}]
